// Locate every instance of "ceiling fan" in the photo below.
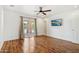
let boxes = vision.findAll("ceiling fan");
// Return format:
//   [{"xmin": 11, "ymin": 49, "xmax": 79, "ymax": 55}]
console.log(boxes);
[{"xmin": 35, "ymin": 7, "xmax": 51, "ymax": 15}]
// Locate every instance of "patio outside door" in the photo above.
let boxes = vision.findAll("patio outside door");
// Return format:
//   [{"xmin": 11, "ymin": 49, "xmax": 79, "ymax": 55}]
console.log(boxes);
[{"xmin": 23, "ymin": 19, "xmax": 37, "ymax": 38}]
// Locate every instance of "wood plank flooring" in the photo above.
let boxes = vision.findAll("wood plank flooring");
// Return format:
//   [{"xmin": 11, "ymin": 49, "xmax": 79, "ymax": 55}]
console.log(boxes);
[
  {"xmin": 0, "ymin": 39, "xmax": 24, "ymax": 53},
  {"xmin": 34, "ymin": 36, "xmax": 79, "ymax": 53},
  {"xmin": 0, "ymin": 35, "xmax": 79, "ymax": 53}
]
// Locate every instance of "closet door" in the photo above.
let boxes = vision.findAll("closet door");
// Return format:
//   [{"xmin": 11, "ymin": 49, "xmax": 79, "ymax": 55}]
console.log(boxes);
[
  {"xmin": 64, "ymin": 14, "xmax": 78, "ymax": 43},
  {"xmin": 71, "ymin": 15, "xmax": 79, "ymax": 43}
]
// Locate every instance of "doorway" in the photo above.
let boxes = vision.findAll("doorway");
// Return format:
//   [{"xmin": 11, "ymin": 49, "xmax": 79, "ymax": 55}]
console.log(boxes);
[
  {"xmin": 23, "ymin": 19, "xmax": 37, "ymax": 38},
  {"xmin": 19, "ymin": 16, "xmax": 37, "ymax": 38}
]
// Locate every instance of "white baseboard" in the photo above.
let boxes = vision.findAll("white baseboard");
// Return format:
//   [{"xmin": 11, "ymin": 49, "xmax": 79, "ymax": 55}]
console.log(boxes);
[{"xmin": 46, "ymin": 34, "xmax": 79, "ymax": 44}]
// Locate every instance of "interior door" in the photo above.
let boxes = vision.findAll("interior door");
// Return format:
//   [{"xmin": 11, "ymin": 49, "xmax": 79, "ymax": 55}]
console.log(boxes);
[
  {"xmin": 71, "ymin": 15, "xmax": 79, "ymax": 43},
  {"xmin": 64, "ymin": 14, "xmax": 78, "ymax": 43}
]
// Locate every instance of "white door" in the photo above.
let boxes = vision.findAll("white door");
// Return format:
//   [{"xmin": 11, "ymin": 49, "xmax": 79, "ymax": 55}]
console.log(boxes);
[{"xmin": 70, "ymin": 13, "xmax": 79, "ymax": 43}]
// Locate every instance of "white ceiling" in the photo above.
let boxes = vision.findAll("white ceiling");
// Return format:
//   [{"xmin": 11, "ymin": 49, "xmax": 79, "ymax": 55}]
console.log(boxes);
[{"xmin": 2, "ymin": 5, "xmax": 79, "ymax": 18}]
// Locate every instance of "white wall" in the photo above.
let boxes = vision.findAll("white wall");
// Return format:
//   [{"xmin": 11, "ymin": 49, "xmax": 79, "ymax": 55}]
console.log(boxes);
[
  {"xmin": 47, "ymin": 10, "xmax": 79, "ymax": 44},
  {"xmin": 0, "ymin": 6, "xmax": 4, "ymax": 49},
  {"xmin": 3, "ymin": 8, "xmax": 27, "ymax": 41},
  {"xmin": 0, "ymin": 6, "xmax": 4, "ymax": 41},
  {"xmin": 0, "ymin": 7, "xmax": 2, "ymax": 40},
  {"xmin": 37, "ymin": 18, "xmax": 46, "ymax": 35},
  {"xmin": 3, "ymin": 9, "xmax": 20, "ymax": 41}
]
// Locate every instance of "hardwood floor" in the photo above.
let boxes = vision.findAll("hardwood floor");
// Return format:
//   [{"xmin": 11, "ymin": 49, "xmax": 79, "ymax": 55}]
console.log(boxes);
[
  {"xmin": 0, "ymin": 35, "xmax": 79, "ymax": 53},
  {"xmin": 34, "ymin": 36, "xmax": 79, "ymax": 53},
  {"xmin": 0, "ymin": 39, "xmax": 24, "ymax": 53}
]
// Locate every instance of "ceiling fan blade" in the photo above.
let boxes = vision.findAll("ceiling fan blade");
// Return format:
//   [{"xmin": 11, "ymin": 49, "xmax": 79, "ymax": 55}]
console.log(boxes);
[
  {"xmin": 43, "ymin": 10, "xmax": 51, "ymax": 12},
  {"xmin": 42, "ymin": 12, "xmax": 46, "ymax": 15},
  {"xmin": 40, "ymin": 7, "xmax": 42, "ymax": 11}
]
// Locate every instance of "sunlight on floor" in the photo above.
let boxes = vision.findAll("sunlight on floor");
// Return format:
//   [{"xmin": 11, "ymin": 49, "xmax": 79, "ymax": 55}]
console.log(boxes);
[
  {"xmin": 0, "ymin": 41, "xmax": 4, "ymax": 51},
  {"xmin": 23, "ymin": 37, "xmax": 35, "ymax": 53}
]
